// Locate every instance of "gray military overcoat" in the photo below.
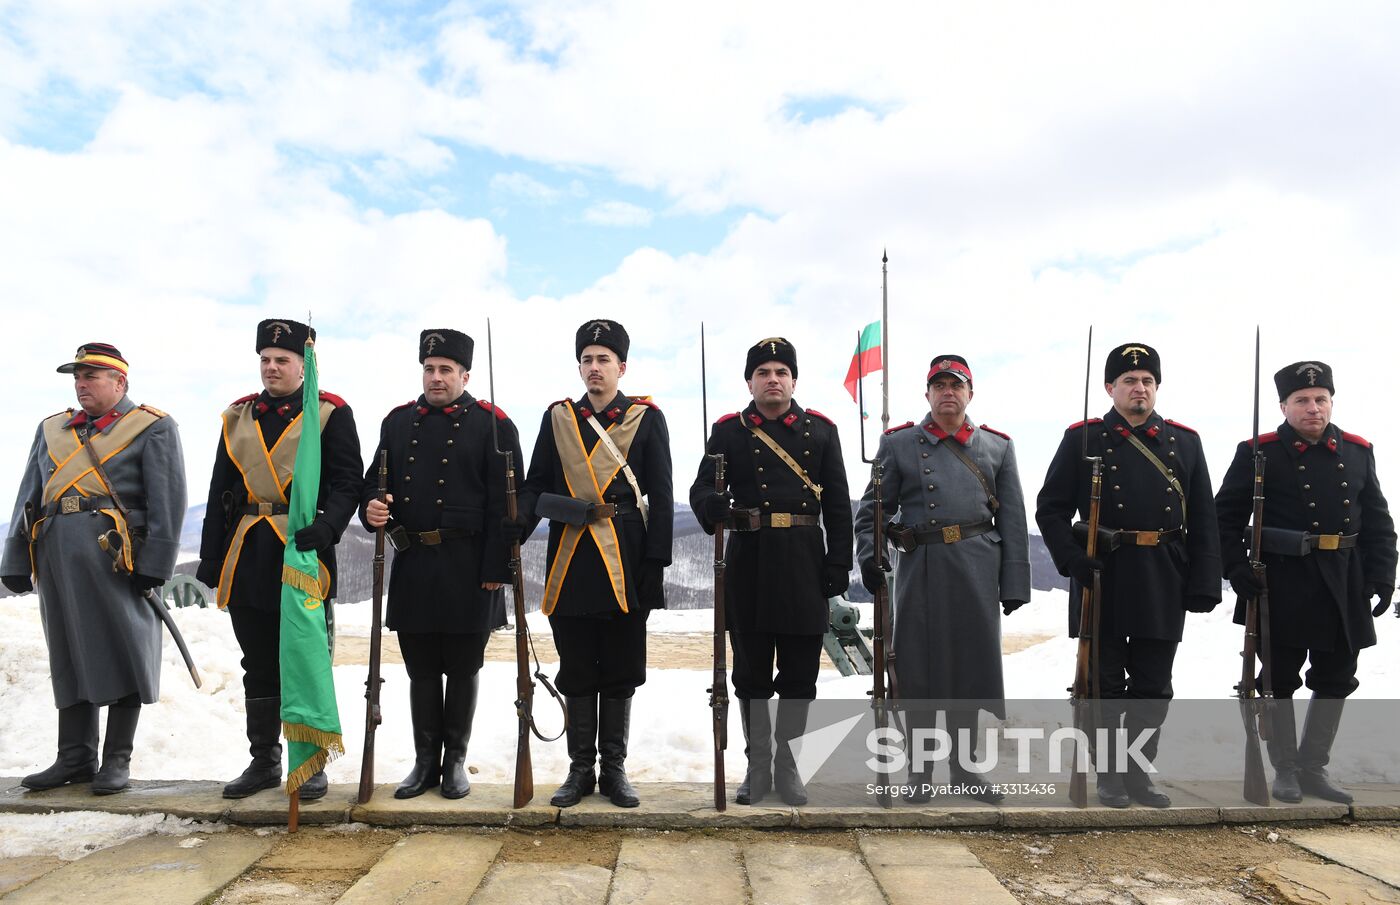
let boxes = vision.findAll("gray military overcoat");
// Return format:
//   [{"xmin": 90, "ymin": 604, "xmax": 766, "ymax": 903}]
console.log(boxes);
[
  {"xmin": 855, "ymin": 414, "xmax": 1031, "ymax": 714},
  {"xmin": 2, "ymin": 396, "xmax": 186, "ymax": 708}
]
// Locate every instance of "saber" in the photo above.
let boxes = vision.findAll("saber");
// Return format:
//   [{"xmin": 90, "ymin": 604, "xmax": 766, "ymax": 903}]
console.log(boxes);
[{"xmin": 98, "ymin": 529, "xmax": 203, "ymax": 688}]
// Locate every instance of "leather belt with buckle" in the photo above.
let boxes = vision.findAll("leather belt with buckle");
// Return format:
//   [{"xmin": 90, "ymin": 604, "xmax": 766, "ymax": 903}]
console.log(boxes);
[
  {"xmin": 47, "ymin": 495, "xmax": 136, "ymax": 517},
  {"xmin": 408, "ymin": 528, "xmax": 470, "ymax": 546},
  {"xmin": 888, "ymin": 518, "xmax": 994, "ymax": 551},
  {"xmin": 61, "ymin": 497, "xmax": 82, "ymax": 514},
  {"xmin": 240, "ymin": 502, "xmax": 290, "ymax": 517},
  {"xmin": 1308, "ymin": 533, "xmax": 1357, "ymax": 551},
  {"xmin": 761, "ymin": 512, "xmax": 819, "ymax": 529},
  {"xmin": 1118, "ymin": 528, "xmax": 1182, "ymax": 547},
  {"xmin": 586, "ymin": 501, "xmax": 637, "ymax": 523}
]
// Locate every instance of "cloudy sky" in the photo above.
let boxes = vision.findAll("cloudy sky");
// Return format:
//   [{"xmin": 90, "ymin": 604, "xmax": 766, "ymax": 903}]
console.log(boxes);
[{"xmin": 3, "ymin": 1, "xmax": 1398, "ymax": 531}]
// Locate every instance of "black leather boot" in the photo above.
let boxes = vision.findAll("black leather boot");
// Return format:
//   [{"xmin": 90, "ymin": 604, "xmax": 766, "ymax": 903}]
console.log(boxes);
[
  {"xmin": 598, "ymin": 696, "xmax": 640, "ymax": 808},
  {"xmin": 22, "ymin": 703, "xmax": 99, "ymax": 791},
  {"xmin": 396, "ymin": 679, "xmax": 443, "ymax": 799},
  {"xmin": 1124, "ymin": 764, "xmax": 1171, "ymax": 808},
  {"xmin": 298, "ymin": 770, "xmax": 328, "ymax": 800},
  {"xmin": 223, "ymin": 697, "xmax": 283, "ymax": 799},
  {"xmin": 551, "ymin": 695, "xmax": 598, "ymax": 807},
  {"xmin": 1266, "ymin": 701, "xmax": 1303, "ymax": 803},
  {"xmin": 92, "ymin": 701, "xmax": 141, "ymax": 795},
  {"xmin": 735, "ymin": 700, "xmax": 773, "ymax": 805},
  {"xmin": 948, "ymin": 710, "xmax": 1003, "ymax": 805},
  {"xmin": 440, "ymin": 673, "xmax": 479, "ymax": 799},
  {"xmin": 1096, "ymin": 771, "xmax": 1131, "ymax": 808},
  {"xmin": 773, "ymin": 699, "xmax": 810, "ymax": 806},
  {"xmin": 1298, "ymin": 697, "xmax": 1352, "ymax": 804}
]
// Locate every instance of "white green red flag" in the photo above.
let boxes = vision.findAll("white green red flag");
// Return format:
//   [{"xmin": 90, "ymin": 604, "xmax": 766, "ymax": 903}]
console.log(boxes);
[
  {"xmin": 279, "ymin": 337, "xmax": 343, "ymax": 794},
  {"xmin": 844, "ymin": 320, "xmax": 882, "ymax": 403}
]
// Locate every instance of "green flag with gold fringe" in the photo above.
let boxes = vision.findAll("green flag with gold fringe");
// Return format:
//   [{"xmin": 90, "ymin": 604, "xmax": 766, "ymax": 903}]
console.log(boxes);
[{"xmin": 279, "ymin": 336, "xmax": 343, "ymax": 794}]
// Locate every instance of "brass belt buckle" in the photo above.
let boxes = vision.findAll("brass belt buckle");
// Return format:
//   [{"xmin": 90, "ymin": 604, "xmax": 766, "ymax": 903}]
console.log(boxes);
[
  {"xmin": 1137, "ymin": 530, "xmax": 1160, "ymax": 546},
  {"xmin": 942, "ymin": 524, "xmax": 962, "ymax": 543},
  {"xmin": 770, "ymin": 512, "xmax": 792, "ymax": 528},
  {"xmin": 420, "ymin": 529, "xmax": 442, "ymax": 545},
  {"xmin": 60, "ymin": 497, "xmax": 81, "ymax": 514},
  {"xmin": 1317, "ymin": 534, "xmax": 1340, "ymax": 551},
  {"xmin": 256, "ymin": 502, "xmax": 275, "ymax": 516}
]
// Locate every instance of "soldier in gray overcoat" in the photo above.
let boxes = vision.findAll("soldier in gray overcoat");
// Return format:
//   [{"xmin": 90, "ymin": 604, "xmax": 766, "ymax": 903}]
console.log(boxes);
[
  {"xmin": 855, "ymin": 355, "xmax": 1030, "ymax": 804},
  {"xmin": 2, "ymin": 343, "xmax": 187, "ymax": 795}
]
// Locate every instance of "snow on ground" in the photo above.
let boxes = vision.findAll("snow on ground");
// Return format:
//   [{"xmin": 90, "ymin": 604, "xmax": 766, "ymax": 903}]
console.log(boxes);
[
  {"xmin": 2, "ymin": 589, "xmax": 1400, "ymax": 786},
  {"xmin": 0, "ymin": 811, "xmax": 224, "ymax": 860}
]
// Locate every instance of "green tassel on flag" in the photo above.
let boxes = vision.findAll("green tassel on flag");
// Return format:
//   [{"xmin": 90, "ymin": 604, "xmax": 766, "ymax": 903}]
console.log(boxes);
[{"xmin": 279, "ymin": 337, "xmax": 343, "ymax": 794}]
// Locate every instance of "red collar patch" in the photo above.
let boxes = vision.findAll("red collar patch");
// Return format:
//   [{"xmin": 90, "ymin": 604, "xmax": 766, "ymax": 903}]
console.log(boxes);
[
  {"xmin": 69, "ymin": 409, "xmax": 123, "ymax": 431},
  {"xmin": 925, "ymin": 421, "xmax": 974, "ymax": 446},
  {"xmin": 1146, "ymin": 424, "xmax": 1161, "ymax": 438},
  {"xmin": 747, "ymin": 413, "xmax": 764, "ymax": 427},
  {"xmin": 782, "ymin": 412, "xmax": 799, "ymax": 428}
]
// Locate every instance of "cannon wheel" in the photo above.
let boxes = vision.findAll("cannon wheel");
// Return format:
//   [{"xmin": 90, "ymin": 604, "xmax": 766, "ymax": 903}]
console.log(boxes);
[{"xmin": 165, "ymin": 574, "xmax": 211, "ymax": 609}]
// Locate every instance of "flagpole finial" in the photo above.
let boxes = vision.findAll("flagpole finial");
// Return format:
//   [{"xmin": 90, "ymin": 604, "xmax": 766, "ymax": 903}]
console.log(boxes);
[{"xmin": 882, "ymin": 249, "xmax": 887, "ymax": 264}]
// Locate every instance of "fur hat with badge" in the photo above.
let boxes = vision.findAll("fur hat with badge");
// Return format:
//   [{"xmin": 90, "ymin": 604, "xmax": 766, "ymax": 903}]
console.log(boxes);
[
  {"xmin": 419, "ymin": 329, "xmax": 473, "ymax": 370},
  {"xmin": 575, "ymin": 319, "xmax": 630, "ymax": 361}
]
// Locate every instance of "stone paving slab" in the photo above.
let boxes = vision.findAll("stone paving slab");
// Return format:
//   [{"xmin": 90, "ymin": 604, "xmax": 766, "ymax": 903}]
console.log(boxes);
[
  {"xmin": 1000, "ymin": 778, "xmax": 1218, "ymax": 829},
  {"xmin": 1256, "ymin": 858, "xmax": 1400, "ymax": 904},
  {"xmin": 0, "ymin": 779, "xmax": 231, "ymax": 820},
  {"xmin": 0, "ymin": 855, "xmax": 64, "ymax": 897},
  {"xmin": 1350, "ymin": 783, "xmax": 1400, "ymax": 821},
  {"xmin": 335, "ymin": 833, "xmax": 501, "ymax": 905},
  {"xmin": 794, "ymin": 802, "xmax": 1000, "ymax": 829},
  {"xmin": 744, "ymin": 841, "xmax": 886, "ymax": 905},
  {"xmin": 470, "ymin": 862, "xmax": 613, "ymax": 905},
  {"xmin": 1286, "ymin": 827, "xmax": 1400, "ymax": 889},
  {"xmin": 556, "ymin": 782, "xmax": 792, "ymax": 829},
  {"xmin": 608, "ymin": 837, "xmax": 746, "ymax": 905},
  {"xmin": 348, "ymin": 782, "xmax": 557, "ymax": 827},
  {"xmin": 0, "ymin": 831, "xmax": 275, "ymax": 904},
  {"xmin": 1168, "ymin": 780, "xmax": 1350, "ymax": 824},
  {"xmin": 224, "ymin": 785, "xmax": 353, "ymax": 826},
  {"xmin": 859, "ymin": 835, "xmax": 1019, "ymax": 905}
]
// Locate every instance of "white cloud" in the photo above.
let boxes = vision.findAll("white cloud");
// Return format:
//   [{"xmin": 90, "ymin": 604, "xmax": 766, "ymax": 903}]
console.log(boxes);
[
  {"xmin": 489, "ymin": 171, "xmax": 561, "ymax": 203},
  {"xmin": 581, "ymin": 199, "xmax": 652, "ymax": 227}
]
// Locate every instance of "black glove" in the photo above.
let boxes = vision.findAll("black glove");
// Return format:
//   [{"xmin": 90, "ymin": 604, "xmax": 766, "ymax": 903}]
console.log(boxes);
[
  {"xmin": 1228, "ymin": 563, "xmax": 1265, "ymax": 598},
  {"xmin": 195, "ymin": 560, "xmax": 220, "ymax": 588},
  {"xmin": 860, "ymin": 558, "xmax": 888, "ymax": 594},
  {"xmin": 1368, "ymin": 582, "xmax": 1394, "ymax": 618},
  {"xmin": 701, "ymin": 491, "xmax": 734, "ymax": 523},
  {"xmin": 294, "ymin": 520, "xmax": 335, "ymax": 552},
  {"xmin": 500, "ymin": 515, "xmax": 530, "ymax": 543},
  {"xmin": 823, "ymin": 565, "xmax": 850, "ymax": 599},
  {"xmin": 1185, "ymin": 594, "xmax": 1218, "ymax": 614},
  {"xmin": 1002, "ymin": 599, "xmax": 1028, "ymax": 616},
  {"xmin": 639, "ymin": 559, "xmax": 665, "ymax": 604},
  {"xmin": 130, "ymin": 573, "xmax": 164, "ymax": 593},
  {"xmin": 1067, "ymin": 552, "xmax": 1104, "ymax": 587},
  {"xmin": 2, "ymin": 574, "xmax": 33, "ymax": 594}
]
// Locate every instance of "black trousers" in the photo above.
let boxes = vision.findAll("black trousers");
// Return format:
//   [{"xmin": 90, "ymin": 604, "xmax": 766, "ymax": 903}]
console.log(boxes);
[
  {"xmin": 730, "ymin": 631, "xmax": 823, "ymax": 700},
  {"xmin": 549, "ymin": 610, "xmax": 649, "ymax": 699},
  {"xmin": 1266, "ymin": 642, "xmax": 1359, "ymax": 699},
  {"xmin": 1096, "ymin": 634, "xmax": 1178, "ymax": 764},
  {"xmin": 397, "ymin": 632, "xmax": 489, "ymax": 681},
  {"xmin": 229, "ymin": 603, "xmax": 329, "ymax": 699}
]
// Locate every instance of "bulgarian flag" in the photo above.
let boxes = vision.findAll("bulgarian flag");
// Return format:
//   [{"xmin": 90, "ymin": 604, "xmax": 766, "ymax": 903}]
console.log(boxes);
[
  {"xmin": 844, "ymin": 320, "xmax": 883, "ymax": 402},
  {"xmin": 279, "ymin": 337, "xmax": 343, "ymax": 794}
]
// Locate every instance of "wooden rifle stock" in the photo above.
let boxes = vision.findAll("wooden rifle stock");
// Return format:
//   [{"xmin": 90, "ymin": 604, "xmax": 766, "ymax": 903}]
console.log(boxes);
[
  {"xmin": 709, "ymin": 453, "xmax": 729, "ymax": 812},
  {"xmin": 869, "ymin": 460, "xmax": 894, "ymax": 809},
  {"xmin": 1238, "ymin": 440, "xmax": 1273, "ymax": 805},
  {"xmin": 1069, "ymin": 454, "xmax": 1103, "ymax": 809},
  {"xmin": 505, "ymin": 447, "xmax": 536, "ymax": 809},
  {"xmin": 357, "ymin": 449, "xmax": 387, "ymax": 804}
]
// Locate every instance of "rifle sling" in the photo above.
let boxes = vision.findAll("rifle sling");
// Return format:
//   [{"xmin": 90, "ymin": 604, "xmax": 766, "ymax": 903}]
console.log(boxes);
[
  {"xmin": 746, "ymin": 425, "xmax": 823, "ymax": 500},
  {"xmin": 1122, "ymin": 432, "xmax": 1187, "ymax": 529}
]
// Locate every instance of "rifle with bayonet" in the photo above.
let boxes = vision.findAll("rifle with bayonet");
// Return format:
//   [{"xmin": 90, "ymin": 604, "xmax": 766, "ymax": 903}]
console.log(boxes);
[
  {"xmin": 701, "ymin": 323, "xmax": 729, "ymax": 812},
  {"xmin": 74, "ymin": 425, "xmax": 202, "ymax": 688},
  {"xmin": 857, "ymin": 337, "xmax": 895, "ymax": 809},
  {"xmin": 1069, "ymin": 326, "xmax": 1102, "ymax": 809},
  {"xmin": 357, "ymin": 449, "xmax": 388, "ymax": 804},
  {"xmin": 487, "ymin": 320, "xmax": 566, "ymax": 809},
  {"xmin": 1237, "ymin": 327, "xmax": 1273, "ymax": 806}
]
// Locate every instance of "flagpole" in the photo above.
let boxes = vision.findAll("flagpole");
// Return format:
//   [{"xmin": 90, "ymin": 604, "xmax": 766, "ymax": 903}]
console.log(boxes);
[{"xmin": 880, "ymin": 250, "xmax": 889, "ymax": 432}]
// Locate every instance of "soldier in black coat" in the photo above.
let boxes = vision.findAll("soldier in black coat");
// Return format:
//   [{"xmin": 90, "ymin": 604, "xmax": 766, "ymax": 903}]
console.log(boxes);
[
  {"xmin": 1216, "ymin": 360, "xmax": 1397, "ymax": 804},
  {"xmin": 196, "ymin": 319, "xmax": 363, "ymax": 801},
  {"xmin": 519, "ymin": 319, "xmax": 673, "ymax": 809},
  {"xmin": 690, "ymin": 337, "xmax": 853, "ymax": 807},
  {"xmin": 1036, "ymin": 343, "xmax": 1221, "ymax": 809},
  {"xmin": 359, "ymin": 329, "xmax": 521, "ymax": 800}
]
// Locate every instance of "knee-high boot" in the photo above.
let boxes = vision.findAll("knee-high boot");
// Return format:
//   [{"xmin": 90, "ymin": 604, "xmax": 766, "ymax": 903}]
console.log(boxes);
[
  {"xmin": 92, "ymin": 700, "xmax": 141, "ymax": 795},
  {"xmin": 223, "ymin": 697, "xmax": 282, "ymax": 799},
  {"xmin": 598, "ymin": 696, "xmax": 640, "ymax": 808},
  {"xmin": 773, "ymin": 698, "xmax": 810, "ymax": 806},
  {"xmin": 735, "ymin": 700, "xmax": 773, "ymax": 805},
  {"xmin": 1298, "ymin": 697, "xmax": 1352, "ymax": 804},
  {"xmin": 440, "ymin": 673, "xmax": 479, "ymax": 799},
  {"xmin": 396, "ymin": 679, "xmax": 444, "ymax": 799},
  {"xmin": 1266, "ymin": 701, "xmax": 1303, "ymax": 803},
  {"xmin": 551, "ymin": 695, "xmax": 598, "ymax": 807},
  {"xmin": 22, "ymin": 703, "xmax": 99, "ymax": 791}
]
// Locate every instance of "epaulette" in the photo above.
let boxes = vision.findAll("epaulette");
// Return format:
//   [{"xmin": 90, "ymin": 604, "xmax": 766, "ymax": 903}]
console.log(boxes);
[
  {"xmin": 138, "ymin": 404, "xmax": 169, "ymax": 418},
  {"xmin": 549, "ymin": 398, "xmax": 572, "ymax": 409},
  {"xmin": 979, "ymin": 424, "xmax": 1010, "ymax": 440},
  {"xmin": 631, "ymin": 396, "xmax": 660, "ymax": 410},
  {"xmin": 44, "ymin": 408, "xmax": 73, "ymax": 422},
  {"xmin": 318, "ymin": 390, "xmax": 347, "ymax": 408},
  {"xmin": 1164, "ymin": 419, "xmax": 1197, "ymax": 434},
  {"xmin": 805, "ymin": 408, "xmax": 835, "ymax": 425},
  {"xmin": 1245, "ymin": 431, "xmax": 1280, "ymax": 447},
  {"xmin": 383, "ymin": 400, "xmax": 416, "ymax": 420},
  {"xmin": 229, "ymin": 393, "xmax": 258, "ymax": 407},
  {"xmin": 716, "ymin": 412, "xmax": 741, "ymax": 424},
  {"xmin": 883, "ymin": 420, "xmax": 915, "ymax": 435},
  {"xmin": 1341, "ymin": 431, "xmax": 1372, "ymax": 449},
  {"xmin": 1066, "ymin": 418, "xmax": 1103, "ymax": 431},
  {"xmin": 476, "ymin": 399, "xmax": 509, "ymax": 420}
]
